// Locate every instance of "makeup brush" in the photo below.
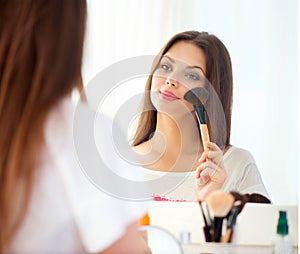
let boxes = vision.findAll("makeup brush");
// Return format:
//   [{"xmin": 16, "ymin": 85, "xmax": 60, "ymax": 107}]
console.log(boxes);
[
  {"xmin": 230, "ymin": 191, "xmax": 271, "ymax": 204},
  {"xmin": 183, "ymin": 87, "xmax": 210, "ymax": 152},
  {"xmin": 221, "ymin": 200, "xmax": 243, "ymax": 243},
  {"xmin": 198, "ymin": 201, "xmax": 209, "ymax": 226},
  {"xmin": 220, "ymin": 191, "xmax": 246, "ymax": 243},
  {"xmin": 205, "ymin": 190, "xmax": 235, "ymax": 242},
  {"xmin": 243, "ymin": 193, "xmax": 271, "ymax": 204},
  {"xmin": 198, "ymin": 201, "xmax": 212, "ymax": 242},
  {"xmin": 220, "ymin": 192, "xmax": 270, "ymax": 243}
]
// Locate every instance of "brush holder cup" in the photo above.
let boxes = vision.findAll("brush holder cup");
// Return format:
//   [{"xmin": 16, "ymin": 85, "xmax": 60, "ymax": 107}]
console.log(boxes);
[{"xmin": 203, "ymin": 225, "xmax": 212, "ymax": 242}]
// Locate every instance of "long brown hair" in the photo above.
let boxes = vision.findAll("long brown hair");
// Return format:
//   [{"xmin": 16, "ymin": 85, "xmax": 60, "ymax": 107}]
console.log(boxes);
[
  {"xmin": 132, "ymin": 31, "xmax": 233, "ymax": 149},
  {"xmin": 0, "ymin": 0, "xmax": 86, "ymax": 249}
]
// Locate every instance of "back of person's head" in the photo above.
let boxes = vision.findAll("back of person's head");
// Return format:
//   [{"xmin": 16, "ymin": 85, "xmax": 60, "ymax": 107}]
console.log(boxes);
[{"xmin": 0, "ymin": 0, "xmax": 86, "ymax": 249}]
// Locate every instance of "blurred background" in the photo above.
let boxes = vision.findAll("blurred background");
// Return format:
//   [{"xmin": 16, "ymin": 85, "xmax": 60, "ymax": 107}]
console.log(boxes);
[{"xmin": 82, "ymin": 0, "xmax": 298, "ymax": 205}]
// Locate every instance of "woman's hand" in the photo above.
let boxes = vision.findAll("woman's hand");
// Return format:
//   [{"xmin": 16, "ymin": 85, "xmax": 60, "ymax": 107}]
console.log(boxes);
[{"xmin": 195, "ymin": 141, "xmax": 227, "ymax": 201}]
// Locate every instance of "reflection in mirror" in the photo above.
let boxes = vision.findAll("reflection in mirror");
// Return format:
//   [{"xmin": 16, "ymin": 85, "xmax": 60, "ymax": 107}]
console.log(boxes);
[{"xmin": 84, "ymin": 0, "xmax": 298, "ymax": 205}]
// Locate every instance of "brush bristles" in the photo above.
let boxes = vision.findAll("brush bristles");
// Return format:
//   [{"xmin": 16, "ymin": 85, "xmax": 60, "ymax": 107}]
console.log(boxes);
[
  {"xmin": 206, "ymin": 190, "xmax": 234, "ymax": 217},
  {"xmin": 184, "ymin": 87, "xmax": 209, "ymax": 105}
]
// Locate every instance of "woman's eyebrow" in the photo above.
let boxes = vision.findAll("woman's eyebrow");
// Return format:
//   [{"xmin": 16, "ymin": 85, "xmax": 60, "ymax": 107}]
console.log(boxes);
[
  {"xmin": 161, "ymin": 55, "xmax": 175, "ymax": 63},
  {"xmin": 186, "ymin": 65, "xmax": 205, "ymax": 75},
  {"xmin": 162, "ymin": 55, "xmax": 206, "ymax": 75}
]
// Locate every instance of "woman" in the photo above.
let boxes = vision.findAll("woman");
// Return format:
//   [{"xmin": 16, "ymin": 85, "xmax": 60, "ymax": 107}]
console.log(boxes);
[
  {"xmin": 0, "ymin": 1, "xmax": 149, "ymax": 253},
  {"xmin": 132, "ymin": 31, "xmax": 270, "ymax": 202}
]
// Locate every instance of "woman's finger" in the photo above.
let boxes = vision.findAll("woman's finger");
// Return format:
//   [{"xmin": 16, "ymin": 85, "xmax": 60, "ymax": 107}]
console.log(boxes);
[
  {"xmin": 198, "ymin": 142, "xmax": 222, "ymax": 161},
  {"xmin": 206, "ymin": 141, "xmax": 222, "ymax": 152},
  {"xmin": 196, "ymin": 160, "xmax": 219, "ymax": 179},
  {"xmin": 196, "ymin": 160, "xmax": 208, "ymax": 178},
  {"xmin": 195, "ymin": 166, "xmax": 203, "ymax": 178},
  {"xmin": 198, "ymin": 150, "xmax": 223, "ymax": 167},
  {"xmin": 196, "ymin": 175, "xmax": 210, "ymax": 186},
  {"xmin": 196, "ymin": 167, "xmax": 218, "ymax": 187},
  {"xmin": 197, "ymin": 160, "xmax": 218, "ymax": 172},
  {"xmin": 198, "ymin": 152, "xmax": 207, "ymax": 163},
  {"xmin": 200, "ymin": 167, "xmax": 218, "ymax": 178}
]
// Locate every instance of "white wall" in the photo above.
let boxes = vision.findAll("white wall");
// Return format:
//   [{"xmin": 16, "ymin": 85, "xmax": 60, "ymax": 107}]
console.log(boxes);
[{"xmin": 83, "ymin": 0, "xmax": 299, "ymax": 205}]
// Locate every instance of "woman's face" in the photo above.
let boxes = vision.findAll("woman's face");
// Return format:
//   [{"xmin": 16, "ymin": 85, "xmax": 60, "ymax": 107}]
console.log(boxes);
[{"xmin": 151, "ymin": 41, "xmax": 207, "ymax": 114}]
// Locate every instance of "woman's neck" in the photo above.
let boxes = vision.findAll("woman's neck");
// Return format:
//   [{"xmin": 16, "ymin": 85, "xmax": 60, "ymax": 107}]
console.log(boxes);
[
  {"xmin": 141, "ymin": 112, "xmax": 203, "ymax": 171},
  {"xmin": 154, "ymin": 112, "xmax": 202, "ymax": 153}
]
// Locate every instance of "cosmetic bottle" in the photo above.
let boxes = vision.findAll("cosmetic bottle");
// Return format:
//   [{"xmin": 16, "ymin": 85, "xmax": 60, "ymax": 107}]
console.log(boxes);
[
  {"xmin": 140, "ymin": 212, "xmax": 150, "ymax": 226},
  {"xmin": 272, "ymin": 210, "xmax": 293, "ymax": 254},
  {"xmin": 139, "ymin": 212, "xmax": 150, "ymax": 243}
]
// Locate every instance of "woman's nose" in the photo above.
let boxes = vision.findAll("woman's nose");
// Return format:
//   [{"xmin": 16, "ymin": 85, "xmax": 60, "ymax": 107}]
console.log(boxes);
[{"xmin": 165, "ymin": 78, "xmax": 179, "ymax": 87}]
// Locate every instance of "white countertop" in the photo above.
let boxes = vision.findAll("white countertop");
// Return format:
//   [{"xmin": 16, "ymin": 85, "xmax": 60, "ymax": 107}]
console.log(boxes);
[
  {"xmin": 182, "ymin": 243, "xmax": 298, "ymax": 254},
  {"xmin": 148, "ymin": 202, "xmax": 298, "ymax": 247}
]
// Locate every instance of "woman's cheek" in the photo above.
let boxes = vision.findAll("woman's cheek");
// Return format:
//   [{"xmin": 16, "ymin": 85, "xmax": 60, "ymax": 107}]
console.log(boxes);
[{"xmin": 151, "ymin": 76, "xmax": 164, "ymax": 91}]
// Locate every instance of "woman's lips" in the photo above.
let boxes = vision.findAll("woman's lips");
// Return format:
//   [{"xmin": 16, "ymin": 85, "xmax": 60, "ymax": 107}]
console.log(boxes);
[{"xmin": 160, "ymin": 90, "xmax": 179, "ymax": 101}]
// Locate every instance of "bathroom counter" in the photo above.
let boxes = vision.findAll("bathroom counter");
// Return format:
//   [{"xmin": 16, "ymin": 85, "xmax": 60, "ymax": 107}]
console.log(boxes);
[
  {"xmin": 148, "ymin": 201, "xmax": 298, "ymax": 247},
  {"xmin": 182, "ymin": 243, "xmax": 298, "ymax": 254}
]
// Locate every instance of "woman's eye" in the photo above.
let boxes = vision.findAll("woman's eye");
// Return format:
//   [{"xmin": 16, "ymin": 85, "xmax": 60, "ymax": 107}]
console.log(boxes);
[
  {"xmin": 185, "ymin": 73, "xmax": 200, "ymax": 81},
  {"xmin": 161, "ymin": 64, "xmax": 171, "ymax": 71}
]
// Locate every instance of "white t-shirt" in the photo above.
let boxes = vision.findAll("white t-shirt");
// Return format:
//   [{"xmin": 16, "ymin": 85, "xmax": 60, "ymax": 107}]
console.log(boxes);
[
  {"xmin": 138, "ymin": 146, "xmax": 269, "ymax": 202},
  {"xmin": 8, "ymin": 99, "xmax": 148, "ymax": 254}
]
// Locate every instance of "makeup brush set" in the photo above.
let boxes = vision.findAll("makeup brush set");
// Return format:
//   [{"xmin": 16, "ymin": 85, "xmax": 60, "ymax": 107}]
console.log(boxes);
[{"xmin": 198, "ymin": 190, "xmax": 246, "ymax": 243}]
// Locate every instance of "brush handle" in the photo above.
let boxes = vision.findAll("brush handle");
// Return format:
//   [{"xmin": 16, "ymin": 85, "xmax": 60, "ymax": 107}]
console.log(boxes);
[
  {"xmin": 221, "ymin": 229, "xmax": 232, "ymax": 243},
  {"xmin": 200, "ymin": 124, "xmax": 210, "ymax": 152},
  {"xmin": 198, "ymin": 202, "xmax": 212, "ymax": 242},
  {"xmin": 193, "ymin": 104, "xmax": 210, "ymax": 151},
  {"xmin": 196, "ymin": 124, "xmax": 211, "ymax": 186},
  {"xmin": 221, "ymin": 204, "xmax": 241, "ymax": 243},
  {"xmin": 212, "ymin": 217, "xmax": 223, "ymax": 242},
  {"xmin": 198, "ymin": 201, "xmax": 208, "ymax": 226},
  {"xmin": 203, "ymin": 225, "xmax": 212, "ymax": 242}
]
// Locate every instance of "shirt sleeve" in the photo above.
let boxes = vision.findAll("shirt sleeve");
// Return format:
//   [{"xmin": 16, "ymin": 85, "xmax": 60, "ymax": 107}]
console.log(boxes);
[
  {"xmin": 223, "ymin": 147, "xmax": 270, "ymax": 200},
  {"xmin": 236, "ymin": 162, "xmax": 270, "ymax": 199},
  {"xmin": 59, "ymin": 102, "xmax": 149, "ymax": 253}
]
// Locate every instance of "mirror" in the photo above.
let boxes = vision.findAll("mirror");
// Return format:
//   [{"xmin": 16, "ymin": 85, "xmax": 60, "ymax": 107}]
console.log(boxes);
[
  {"xmin": 139, "ymin": 225, "xmax": 184, "ymax": 254},
  {"xmin": 83, "ymin": 0, "xmax": 298, "ymax": 205}
]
